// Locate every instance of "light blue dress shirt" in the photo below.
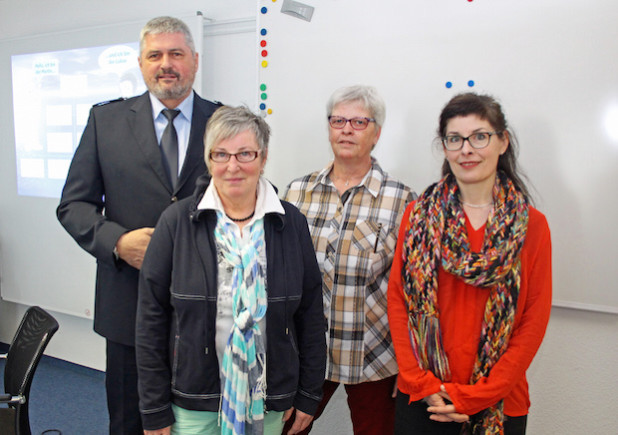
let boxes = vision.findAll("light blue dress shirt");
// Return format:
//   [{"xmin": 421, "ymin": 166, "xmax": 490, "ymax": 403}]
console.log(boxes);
[{"xmin": 149, "ymin": 92, "xmax": 194, "ymax": 176}]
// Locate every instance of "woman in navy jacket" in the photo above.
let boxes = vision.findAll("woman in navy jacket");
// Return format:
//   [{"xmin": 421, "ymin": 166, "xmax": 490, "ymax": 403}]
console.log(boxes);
[{"xmin": 136, "ymin": 106, "xmax": 326, "ymax": 435}]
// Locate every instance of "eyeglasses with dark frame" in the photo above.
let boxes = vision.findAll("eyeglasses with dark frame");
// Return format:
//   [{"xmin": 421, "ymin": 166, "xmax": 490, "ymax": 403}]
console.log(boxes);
[
  {"xmin": 328, "ymin": 116, "xmax": 376, "ymax": 130},
  {"xmin": 209, "ymin": 150, "xmax": 261, "ymax": 163},
  {"xmin": 441, "ymin": 131, "xmax": 502, "ymax": 151}
]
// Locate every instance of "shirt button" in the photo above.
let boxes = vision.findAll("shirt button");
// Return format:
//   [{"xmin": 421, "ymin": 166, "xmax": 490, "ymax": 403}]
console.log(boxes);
[{"xmin": 171, "ymin": 196, "xmax": 178, "ymax": 203}]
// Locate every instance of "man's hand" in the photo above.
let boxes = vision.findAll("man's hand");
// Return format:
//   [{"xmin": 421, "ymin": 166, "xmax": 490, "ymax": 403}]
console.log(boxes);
[
  {"xmin": 283, "ymin": 407, "xmax": 314, "ymax": 434},
  {"xmin": 115, "ymin": 227, "xmax": 154, "ymax": 270}
]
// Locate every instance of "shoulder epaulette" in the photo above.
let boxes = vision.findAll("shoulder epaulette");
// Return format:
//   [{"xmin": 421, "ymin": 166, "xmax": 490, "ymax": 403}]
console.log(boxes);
[{"xmin": 93, "ymin": 97, "xmax": 126, "ymax": 107}]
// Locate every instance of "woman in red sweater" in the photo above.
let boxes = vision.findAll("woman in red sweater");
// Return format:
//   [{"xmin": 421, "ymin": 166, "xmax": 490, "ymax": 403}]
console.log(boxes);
[{"xmin": 388, "ymin": 93, "xmax": 551, "ymax": 435}]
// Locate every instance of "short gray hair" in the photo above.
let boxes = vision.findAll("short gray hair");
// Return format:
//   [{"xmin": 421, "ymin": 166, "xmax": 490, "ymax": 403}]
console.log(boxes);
[
  {"xmin": 204, "ymin": 106, "xmax": 271, "ymax": 171},
  {"xmin": 326, "ymin": 85, "xmax": 386, "ymax": 128},
  {"xmin": 140, "ymin": 16, "xmax": 195, "ymax": 55}
]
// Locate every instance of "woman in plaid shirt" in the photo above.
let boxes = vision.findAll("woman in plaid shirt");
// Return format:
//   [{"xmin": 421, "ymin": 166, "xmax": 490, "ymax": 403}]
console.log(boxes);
[{"xmin": 283, "ymin": 85, "xmax": 415, "ymax": 434}]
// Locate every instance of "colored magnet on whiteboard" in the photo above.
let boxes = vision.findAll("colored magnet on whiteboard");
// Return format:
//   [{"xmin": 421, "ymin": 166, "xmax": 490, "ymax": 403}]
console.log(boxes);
[
  {"xmin": 267, "ymin": 108, "xmax": 273, "ymax": 115},
  {"xmin": 260, "ymin": 84, "xmax": 267, "ymax": 91},
  {"xmin": 261, "ymin": 7, "xmax": 268, "ymax": 14},
  {"xmin": 260, "ymin": 103, "xmax": 266, "ymax": 110},
  {"xmin": 261, "ymin": 50, "xmax": 268, "ymax": 57},
  {"xmin": 468, "ymin": 80, "xmax": 475, "ymax": 87},
  {"xmin": 261, "ymin": 29, "xmax": 267, "ymax": 36},
  {"xmin": 260, "ymin": 40, "xmax": 267, "ymax": 47},
  {"xmin": 261, "ymin": 60, "xmax": 268, "ymax": 68},
  {"xmin": 446, "ymin": 81, "xmax": 453, "ymax": 89},
  {"xmin": 261, "ymin": 93, "xmax": 268, "ymax": 100}
]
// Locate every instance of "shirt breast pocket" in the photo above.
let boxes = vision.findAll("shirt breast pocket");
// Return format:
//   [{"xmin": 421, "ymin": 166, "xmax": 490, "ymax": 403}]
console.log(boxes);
[
  {"xmin": 351, "ymin": 220, "xmax": 382, "ymax": 253},
  {"xmin": 351, "ymin": 220, "xmax": 398, "ymax": 283}
]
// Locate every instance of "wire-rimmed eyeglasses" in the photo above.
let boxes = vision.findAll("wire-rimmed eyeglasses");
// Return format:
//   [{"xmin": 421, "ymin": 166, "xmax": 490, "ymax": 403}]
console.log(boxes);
[
  {"xmin": 441, "ymin": 131, "xmax": 502, "ymax": 151},
  {"xmin": 209, "ymin": 150, "xmax": 260, "ymax": 163},
  {"xmin": 328, "ymin": 116, "xmax": 376, "ymax": 130}
]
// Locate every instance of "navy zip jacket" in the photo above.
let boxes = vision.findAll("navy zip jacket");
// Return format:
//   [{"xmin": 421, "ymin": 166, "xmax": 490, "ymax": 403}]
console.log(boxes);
[{"xmin": 136, "ymin": 175, "xmax": 326, "ymax": 430}]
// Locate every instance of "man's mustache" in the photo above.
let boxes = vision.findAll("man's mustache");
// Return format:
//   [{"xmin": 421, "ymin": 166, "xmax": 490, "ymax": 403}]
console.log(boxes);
[{"xmin": 155, "ymin": 68, "xmax": 180, "ymax": 80}]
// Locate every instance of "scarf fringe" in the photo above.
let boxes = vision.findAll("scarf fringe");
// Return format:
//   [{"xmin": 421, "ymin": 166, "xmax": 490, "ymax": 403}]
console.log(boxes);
[{"xmin": 408, "ymin": 315, "xmax": 451, "ymax": 380}]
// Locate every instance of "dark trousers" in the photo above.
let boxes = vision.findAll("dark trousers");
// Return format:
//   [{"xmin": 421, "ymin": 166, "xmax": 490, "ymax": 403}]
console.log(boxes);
[
  {"xmin": 105, "ymin": 340, "xmax": 143, "ymax": 435},
  {"xmin": 394, "ymin": 391, "xmax": 527, "ymax": 435},
  {"xmin": 283, "ymin": 375, "xmax": 396, "ymax": 435}
]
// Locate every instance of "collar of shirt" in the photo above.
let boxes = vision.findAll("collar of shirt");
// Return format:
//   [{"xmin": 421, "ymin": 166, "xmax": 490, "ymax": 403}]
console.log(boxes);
[
  {"xmin": 197, "ymin": 177, "xmax": 285, "ymax": 224},
  {"xmin": 311, "ymin": 157, "xmax": 385, "ymax": 199},
  {"xmin": 149, "ymin": 92, "xmax": 194, "ymax": 174}
]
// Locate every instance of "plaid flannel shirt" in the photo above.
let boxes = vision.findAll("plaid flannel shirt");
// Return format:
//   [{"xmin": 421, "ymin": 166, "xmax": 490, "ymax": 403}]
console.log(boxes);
[{"xmin": 284, "ymin": 159, "xmax": 415, "ymax": 384}]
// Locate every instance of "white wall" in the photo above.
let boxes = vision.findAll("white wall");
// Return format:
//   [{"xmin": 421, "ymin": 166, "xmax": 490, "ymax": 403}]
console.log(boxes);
[
  {"xmin": 259, "ymin": 0, "xmax": 618, "ymax": 312},
  {"xmin": 525, "ymin": 308, "xmax": 618, "ymax": 434}
]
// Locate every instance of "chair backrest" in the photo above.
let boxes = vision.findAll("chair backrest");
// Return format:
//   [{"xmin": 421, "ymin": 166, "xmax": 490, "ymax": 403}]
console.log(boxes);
[{"xmin": 3, "ymin": 306, "xmax": 59, "ymax": 435}]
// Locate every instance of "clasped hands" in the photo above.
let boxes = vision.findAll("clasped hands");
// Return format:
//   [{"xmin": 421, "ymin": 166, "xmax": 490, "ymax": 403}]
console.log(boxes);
[{"xmin": 425, "ymin": 384, "xmax": 469, "ymax": 423}]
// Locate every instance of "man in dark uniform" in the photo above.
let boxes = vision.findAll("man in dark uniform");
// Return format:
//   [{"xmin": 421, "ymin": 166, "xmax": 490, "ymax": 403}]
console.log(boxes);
[{"xmin": 57, "ymin": 16, "xmax": 221, "ymax": 434}]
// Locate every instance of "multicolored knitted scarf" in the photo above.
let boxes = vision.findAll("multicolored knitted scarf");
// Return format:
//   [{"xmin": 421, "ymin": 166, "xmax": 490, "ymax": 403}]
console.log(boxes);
[
  {"xmin": 402, "ymin": 172, "xmax": 528, "ymax": 434},
  {"xmin": 215, "ymin": 212, "xmax": 267, "ymax": 435}
]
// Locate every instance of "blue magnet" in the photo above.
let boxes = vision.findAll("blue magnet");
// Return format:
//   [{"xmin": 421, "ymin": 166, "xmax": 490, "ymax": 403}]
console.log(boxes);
[
  {"xmin": 260, "ymin": 103, "xmax": 266, "ymax": 110},
  {"xmin": 261, "ymin": 7, "xmax": 268, "ymax": 14},
  {"xmin": 446, "ymin": 81, "xmax": 453, "ymax": 89},
  {"xmin": 261, "ymin": 28, "xmax": 267, "ymax": 36},
  {"xmin": 468, "ymin": 80, "xmax": 475, "ymax": 87}
]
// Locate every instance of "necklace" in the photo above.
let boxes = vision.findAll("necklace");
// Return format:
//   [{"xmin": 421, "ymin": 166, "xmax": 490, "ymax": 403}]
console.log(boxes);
[
  {"xmin": 225, "ymin": 210, "xmax": 255, "ymax": 222},
  {"xmin": 461, "ymin": 201, "xmax": 493, "ymax": 209},
  {"xmin": 332, "ymin": 172, "xmax": 362, "ymax": 187}
]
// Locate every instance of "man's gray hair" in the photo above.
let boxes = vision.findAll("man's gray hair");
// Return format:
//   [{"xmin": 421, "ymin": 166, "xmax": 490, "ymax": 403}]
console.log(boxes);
[{"xmin": 140, "ymin": 16, "xmax": 195, "ymax": 55}]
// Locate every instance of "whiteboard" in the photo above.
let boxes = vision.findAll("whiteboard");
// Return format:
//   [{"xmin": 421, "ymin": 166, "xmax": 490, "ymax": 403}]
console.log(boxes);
[
  {"xmin": 0, "ymin": 14, "xmax": 257, "ymax": 318},
  {"xmin": 258, "ymin": 0, "xmax": 618, "ymax": 312}
]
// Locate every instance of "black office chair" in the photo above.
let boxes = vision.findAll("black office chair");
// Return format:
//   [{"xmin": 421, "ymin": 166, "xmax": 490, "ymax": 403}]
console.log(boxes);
[{"xmin": 0, "ymin": 306, "xmax": 59, "ymax": 435}]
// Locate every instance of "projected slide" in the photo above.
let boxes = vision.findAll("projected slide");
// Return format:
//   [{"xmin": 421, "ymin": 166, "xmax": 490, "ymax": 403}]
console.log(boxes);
[{"xmin": 11, "ymin": 43, "xmax": 146, "ymax": 198}]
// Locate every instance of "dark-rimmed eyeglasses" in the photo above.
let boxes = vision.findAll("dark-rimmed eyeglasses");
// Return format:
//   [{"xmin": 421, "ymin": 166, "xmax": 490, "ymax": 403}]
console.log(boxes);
[
  {"xmin": 209, "ymin": 150, "xmax": 260, "ymax": 163},
  {"xmin": 328, "ymin": 116, "xmax": 376, "ymax": 130},
  {"xmin": 441, "ymin": 132, "xmax": 502, "ymax": 151}
]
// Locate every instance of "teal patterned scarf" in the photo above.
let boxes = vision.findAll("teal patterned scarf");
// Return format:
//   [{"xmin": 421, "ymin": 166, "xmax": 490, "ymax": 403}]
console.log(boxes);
[
  {"xmin": 216, "ymin": 211, "xmax": 267, "ymax": 435},
  {"xmin": 402, "ymin": 172, "xmax": 528, "ymax": 434}
]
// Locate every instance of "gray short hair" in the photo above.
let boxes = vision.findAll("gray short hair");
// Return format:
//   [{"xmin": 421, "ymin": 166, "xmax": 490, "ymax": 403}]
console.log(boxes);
[
  {"xmin": 204, "ymin": 106, "xmax": 271, "ymax": 171},
  {"xmin": 140, "ymin": 16, "xmax": 195, "ymax": 55},
  {"xmin": 326, "ymin": 85, "xmax": 386, "ymax": 128}
]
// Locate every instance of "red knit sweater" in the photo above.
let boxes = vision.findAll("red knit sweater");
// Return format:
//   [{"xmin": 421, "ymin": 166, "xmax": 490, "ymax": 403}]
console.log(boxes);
[{"xmin": 388, "ymin": 202, "xmax": 552, "ymax": 417}]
